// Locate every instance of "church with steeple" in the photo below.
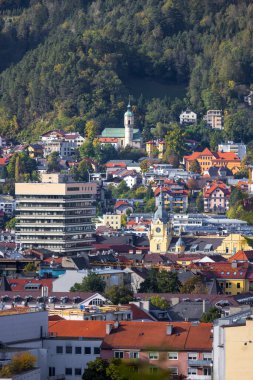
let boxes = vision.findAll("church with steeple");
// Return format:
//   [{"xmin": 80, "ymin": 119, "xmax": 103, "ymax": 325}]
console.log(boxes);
[
  {"xmin": 148, "ymin": 190, "xmax": 172, "ymax": 254},
  {"xmin": 100, "ymin": 100, "xmax": 142, "ymax": 149}
]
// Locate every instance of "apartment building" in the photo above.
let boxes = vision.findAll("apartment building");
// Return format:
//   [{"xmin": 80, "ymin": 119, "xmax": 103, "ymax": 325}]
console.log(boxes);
[
  {"xmin": 103, "ymin": 213, "xmax": 122, "ymax": 229},
  {"xmin": 204, "ymin": 110, "xmax": 223, "ymax": 129},
  {"xmin": 15, "ymin": 173, "xmax": 96, "ymax": 256},
  {"xmin": 218, "ymin": 141, "xmax": 246, "ymax": 160},
  {"xmin": 203, "ymin": 181, "xmax": 231, "ymax": 214},
  {"xmin": 101, "ymin": 321, "xmax": 213, "ymax": 379}
]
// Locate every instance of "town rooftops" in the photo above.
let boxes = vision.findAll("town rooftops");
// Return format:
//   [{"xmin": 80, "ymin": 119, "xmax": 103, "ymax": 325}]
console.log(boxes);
[{"xmin": 101, "ymin": 321, "xmax": 212, "ymax": 351}]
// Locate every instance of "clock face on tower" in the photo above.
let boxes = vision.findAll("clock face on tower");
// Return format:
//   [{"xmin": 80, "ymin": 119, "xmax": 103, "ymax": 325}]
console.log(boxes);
[{"xmin": 156, "ymin": 227, "xmax": 161, "ymax": 233}]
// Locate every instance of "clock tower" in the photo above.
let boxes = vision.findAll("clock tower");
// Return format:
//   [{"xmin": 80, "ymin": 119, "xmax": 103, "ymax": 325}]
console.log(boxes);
[{"xmin": 148, "ymin": 189, "xmax": 171, "ymax": 254}]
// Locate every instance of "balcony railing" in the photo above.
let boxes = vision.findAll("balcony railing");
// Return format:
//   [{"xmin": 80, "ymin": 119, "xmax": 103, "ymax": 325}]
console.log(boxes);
[{"xmin": 188, "ymin": 359, "xmax": 212, "ymax": 367}]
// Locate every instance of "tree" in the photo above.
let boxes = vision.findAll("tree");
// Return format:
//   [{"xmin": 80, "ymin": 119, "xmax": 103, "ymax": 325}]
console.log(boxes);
[
  {"xmin": 144, "ymin": 198, "xmax": 156, "ymax": 212},
  {"xmin": 196, "ymin": 192, "xmax": 204, "ymax": 212},
  {"xmin": 140, "ymin": 159, "xmax": 150, "ymax": 173},
  {"xmin": 200, "ymin": 307, "xmax": 221, "ymax": 322},
  {"xmin": 150, "ymin": 295, "xmax": 169, "ymax": 310},
  {"xmin": 164, "ymin": 123, "xmax": 186, "ymax": 158},
  {"xmin": 5, "ymin": 217, "xmax": 16, "ymax": 230},
  {"xmin": 85, "ymin": 120, "xmax": 99, "ymax": 140},
  {"xmin": 189, "ymin": 159, "xmax": 201, "ymax": 174},
  {"xmin": 82, "ymin": 358, "xmax": 111, "ymax": 380},
  {"xmin": 105, "ymin": 285, "xmax": 134, "ymax": 305},
  {"xmin": 180, "ymin": 276, "xmax": 207, "ymax": 294},
  {"xmin": 139, "ymin": 270, "xmax": 181, "ymax": 293},
  {"xmin": 23, "ymin": 262, "xmax": 37, "ymax": 273},
  {"xmin": 0, "ymin": 352, "xmax": 36, "ymax": 378},
  {"xmin": 47, "ymin": 152, "xmax": 60, "ymax": 172},
  {"xmin": 80, "ymin": 140, "xmax": 95, "ymax": 159},
  {"xmin": 82, "ymin": 358, "xmax": 171, "ymax": 380},
  {"xmin": 157, "ymin": 270, "xmax": 181, "ymax": 293},
  {"xmin": 70, "ymin": 272, "xmax": 106, "ymax": 293},
  {"xmin": 229, "ymin": 187, "xmax": 245, "ymax": 205}
]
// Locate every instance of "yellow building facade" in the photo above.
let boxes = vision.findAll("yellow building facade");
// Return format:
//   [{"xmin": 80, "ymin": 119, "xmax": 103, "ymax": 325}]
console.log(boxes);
[
  {"xmin": 219, "ymin": 320, "xmax": 253, "ymax": 380},
  {"xmin": 148, "ymin": 191, "xmax": 171, "ymax": 254},
  {"xmin": 215, "ymin": 233, "xmax": 253, "ymax": 258},
  {"xmin": 103, "ymin": 213, "xmax": 122, "ymax": 230}
]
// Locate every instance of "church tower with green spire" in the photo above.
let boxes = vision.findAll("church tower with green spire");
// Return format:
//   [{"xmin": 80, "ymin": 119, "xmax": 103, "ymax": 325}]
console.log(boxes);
[
  {"xmin": 148, "ymin": 189, "xmax": 172, "ymax": 254},
  {"xmin": 124, "ymin": 99, "xmax": 134, "ymax": 147}
]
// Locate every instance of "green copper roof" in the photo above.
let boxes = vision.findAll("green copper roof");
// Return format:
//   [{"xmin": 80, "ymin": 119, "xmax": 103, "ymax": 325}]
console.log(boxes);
[{"xmin": 101, "ymin": 128, "xmax": 141, "ymax": 140}]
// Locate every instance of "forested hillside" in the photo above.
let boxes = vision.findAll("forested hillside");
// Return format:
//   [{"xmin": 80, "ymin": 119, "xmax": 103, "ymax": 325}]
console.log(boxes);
[{"xmin": 0, "ymin": 0, "xmax": 253, "ymax": 143}]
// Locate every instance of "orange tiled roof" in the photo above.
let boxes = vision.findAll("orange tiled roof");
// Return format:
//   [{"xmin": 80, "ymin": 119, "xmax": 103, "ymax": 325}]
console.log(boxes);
[
  {"xmin": 204, "ymin": 181, "xmax": 230, "ymax": 197},
  {"xmin": 99, "ymin": 137, "xmax": 119, "ymax": 143},
  {"xmin": 48, "ymin": 320, "xmax": 110, "ymax": 338},
  {"xmin": 101, "ymin": 321, "xmax": 212, "ymax": 351},
  {"xmin": 114, "ymin": 200, "xmax": 130, "ymax": 208},
  {"xmin": 184, "ymin": 148, "xmax": 240, "ymax": 162}
]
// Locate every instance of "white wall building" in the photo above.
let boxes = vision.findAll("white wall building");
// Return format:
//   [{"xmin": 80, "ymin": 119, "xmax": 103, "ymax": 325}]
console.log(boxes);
[
  {"xmin": 218, "ymin": 141, "xmax": 246, "ymax": 160},
  {"xmin": 0, "ymin": 310, "xmax": 48, "ymax": 380},
  {"xmin": 44, "ymin": 320, "xmax": 112, "ymax": 380},
  {"xmin": 0, "ymin": 196, "xmax": 16, "ymax": 216},
  {"xmin": 179, "ymin": 109, "xmax": 197, "ymax": 125}
]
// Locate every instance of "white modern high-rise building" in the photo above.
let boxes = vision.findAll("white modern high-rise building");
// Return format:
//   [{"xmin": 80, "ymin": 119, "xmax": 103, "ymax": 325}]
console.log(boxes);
[{"xmin": 15, "ymin": 173, "xmax": 96, "ymax": 256}]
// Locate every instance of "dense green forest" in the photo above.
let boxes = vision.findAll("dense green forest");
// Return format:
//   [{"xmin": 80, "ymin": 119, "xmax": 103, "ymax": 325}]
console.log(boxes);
[{"xmin": 1, "ymin": 0, "xmax": 253, "ymax": 144}]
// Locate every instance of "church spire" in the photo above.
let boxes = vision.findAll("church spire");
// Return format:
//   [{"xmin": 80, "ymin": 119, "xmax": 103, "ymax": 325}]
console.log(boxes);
[{"xmin": 154, "ymin": 187, "xmax": 169, "ymax": 223}]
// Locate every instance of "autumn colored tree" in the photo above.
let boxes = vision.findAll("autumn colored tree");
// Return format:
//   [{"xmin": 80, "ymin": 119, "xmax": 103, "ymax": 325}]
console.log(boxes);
[{"xmin": 189, "ymin": 159, "xmax": 201, "ymax": 174}]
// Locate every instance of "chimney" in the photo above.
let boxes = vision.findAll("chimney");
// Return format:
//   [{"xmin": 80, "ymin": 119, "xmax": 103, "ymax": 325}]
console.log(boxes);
[
  {"xmin": 231, "ymin": 261, "xmax": 237, "ymax": 268},
  {"xmin": 166, "ymin": 325, "xmax": 173, "ymax": 335},
  {"xmin": 106, "ymin": 323, "xmax": 113, "ymax": 335},
  {"xmin": 203, "ymin": 299, "xmax": 206, "ymax": 314}
]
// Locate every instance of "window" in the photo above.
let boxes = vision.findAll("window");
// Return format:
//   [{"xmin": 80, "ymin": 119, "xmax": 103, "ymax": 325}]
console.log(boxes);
[
  {"xmin": 84, "ymin": 347, "xmax": 91, "ymax": 355},
  {"xmin": 49, "ymin": 367, "xmax": 55, "ymax": 376},
  {"xmin": 65, "ymin": 368, "xmax": 72, "ymax": 375},
  {"xmin": 149, "ymin": 352, "xmax": 159, "ymax": 360},
  {"xmin": 94, "ymin": 347, "xmax": 100, "ymax": 355},
  {"xmin": 56, "ymin": 346, "xmax": 63, "ymax": 354},
  {"xmin": 114, "ymin": 351, "xmax": 124, "ymax": 359},
  {"xmin": 204, "ymin": 368, "xmax": 212, "ymax": 375},
  {"xmin": 203, "ymin": 353, "xmax": 212, "ymax": 360},
  {"xmin": 188, "ymin": 367, "xmax": 197, "ymax": 375},
  {"xmin": 188, "ymin": 353, "xmax": 198, "ymax": 360},
  {"xmin": 130, "ymin": 351, "xmax": 139, "ymax": 359},
  {"xmin": 168, "ymin": 352, "xmax": 178, "ymax": 360},
  {"xmin": 75, "ymin": 346, "xmax": 82, "ymax": 354},
  {"xmin": 237, "ymin": 283, "xmax": 241, "ymax": 288},
  {"xmin": 169, "ymin": 367, "xmax": 178, "ymax": 375},
  {"xmin": 75, "ymin": 368, "xmax": 82, "ymax": 376},
  {"xmin": 66, "ymin": 346, "xmax": 72, "ymax": 354}
]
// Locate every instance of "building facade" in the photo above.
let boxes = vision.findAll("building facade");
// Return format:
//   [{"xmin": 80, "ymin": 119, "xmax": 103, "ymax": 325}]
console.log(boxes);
[
  {"xmin": 149, "ymin": 191, "xmax": 171, "ymax": 254},
  {"xmin": 204, "ymin": 110, "xmax": 223, "ymax": 129},
  {"xmin": 218, "ymin": 141, "xmax": 247, "ymax": 160},
  {"xmin": 15, "ymin": 174, "xmax": 96, "ymax": 256}
]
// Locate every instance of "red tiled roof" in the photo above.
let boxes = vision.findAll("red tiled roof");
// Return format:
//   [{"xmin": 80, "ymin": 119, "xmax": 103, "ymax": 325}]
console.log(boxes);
[
  {"xmin": 195, "ymin": 262, "xmax": 249, "ymax": 280},
  {"xmin": 8, "ymin": 278, "xmax": 54, "ymax": 292},
  {"xmin": 48, "ymin": 320, "xmax": 110, "ymax": 338},
  {"xmin": 105, "ymin": 162, "xmax": 127, "ymax": 168},
  {"xmin": 204, "ymin": 181, "xmax": 231, "ymax": 197},
  {"xmin": 129, "ymin": 304, "xmax": 154, "ymax": 321},
  {"xmin": 228, "ymin": 250, "xmax": 253, "ymax": 262},
  {"xmin": 184, "ymin": 148, "xmax": 240, "ymax": 162},
  {"xmin": 101, "ymin": 321, "xmax": 212, "ymax": 351},
  {"xmin": 99, "ymin": 137, "xmax": 119, "ymax": 143},
  {"xmin": 114, "ymin": 200, "xmax": 130, "ymax": 209},
  {"xmin": 0, "ymin": 157, "xmax": 8, "ymax": 165}
]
